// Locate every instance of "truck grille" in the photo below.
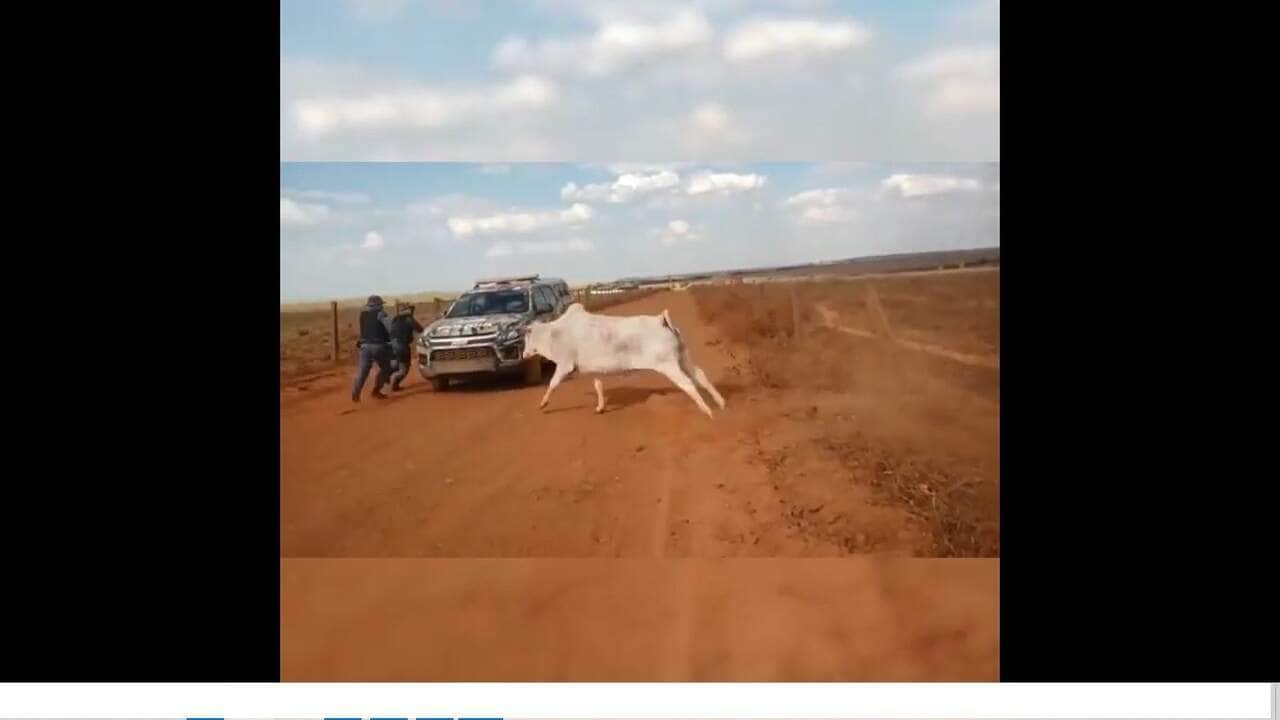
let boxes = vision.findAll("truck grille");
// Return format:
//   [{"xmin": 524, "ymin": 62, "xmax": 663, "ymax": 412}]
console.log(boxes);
[{"xmin": 432, "ymin": 347, "xmax": 496, "ymax": 362}]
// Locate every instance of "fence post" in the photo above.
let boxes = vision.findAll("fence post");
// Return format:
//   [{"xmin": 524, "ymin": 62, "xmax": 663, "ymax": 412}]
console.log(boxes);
[
  {"xmin": 330, "ymin": 301, "xmax": 339, "ymax": 362},
  {"xmin": 789, "ymin": 286, "xmax": 802, "ymax": 341}
]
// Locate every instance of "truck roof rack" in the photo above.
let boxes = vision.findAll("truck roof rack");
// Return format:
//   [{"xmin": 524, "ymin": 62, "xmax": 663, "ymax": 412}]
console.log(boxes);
[{"xmin": 473, "ymin": 274, "xmax": 540, "ymax": 289}]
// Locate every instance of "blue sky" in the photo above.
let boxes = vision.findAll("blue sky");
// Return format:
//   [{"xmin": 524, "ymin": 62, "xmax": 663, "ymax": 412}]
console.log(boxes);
[
  {"xmin": 281, "ymin": 1, "xmax": 949, "ymax": 73},
  {"xmin": 281, "ymin": 0, "xmax": 999, "ymax": 161},
  {"xmin": 280, "ymin": 161, "xmax": 999, "ymax": 302}
]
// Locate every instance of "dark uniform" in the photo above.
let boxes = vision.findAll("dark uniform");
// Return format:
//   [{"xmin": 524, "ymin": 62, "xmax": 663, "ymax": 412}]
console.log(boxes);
[
  {"xmin": 351, "ymin": 295, "xmax": 395, "ymax": 401},
  {"xmin": 388, "ymin": 309, "xmax": 425, "ymax": 391}
]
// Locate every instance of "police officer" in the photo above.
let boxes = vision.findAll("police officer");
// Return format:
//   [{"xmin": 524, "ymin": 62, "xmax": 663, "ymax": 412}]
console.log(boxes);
[
  {"xmin": 388, "ymin": 302, "xmax": 425, "ymax": 391},
  {"xmin": 352, "ymin": 295, "xmax": 395, "ymax": 402}
]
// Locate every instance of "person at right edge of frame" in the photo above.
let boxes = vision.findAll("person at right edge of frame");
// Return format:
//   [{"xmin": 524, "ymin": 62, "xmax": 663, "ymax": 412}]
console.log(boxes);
[
  {"xmin": 352, "ymin": 295, "xmax": 395, "ymax": 402},
  {"xmin": 389, "ymin": 302, "xmax": 424, "ymax": 391}
]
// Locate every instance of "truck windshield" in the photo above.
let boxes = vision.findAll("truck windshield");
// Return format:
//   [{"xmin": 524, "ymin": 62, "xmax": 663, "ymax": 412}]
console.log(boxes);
[{"xmin": 446, "ymin": 290, "xmax": 528, "ymax": 318}]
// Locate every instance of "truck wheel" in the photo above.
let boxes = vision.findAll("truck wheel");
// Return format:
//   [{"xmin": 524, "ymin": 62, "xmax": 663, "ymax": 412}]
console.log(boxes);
[
  {"xmin": 523, "ymin": 358, "xmax": 543, "ymax": 385},
  {"xmin": 430, "ymin": 377, "xmax": 449, "ymax": 392}
]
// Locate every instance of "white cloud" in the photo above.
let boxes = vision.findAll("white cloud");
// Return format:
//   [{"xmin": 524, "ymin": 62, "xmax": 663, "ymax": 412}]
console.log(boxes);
[
  {"xmin": 405, "ymin": 193, "xmax": 491, "ymax": 220},
  {"xmin": 478, "ymin": 164, "xmax": 512, "ymax": 175},
  {"xmin": 900, "ymin": 46, "xmax": 998, "ymax": 85},
  {"xmin": 643, "ymin": 192, "xmax": 689, "ymax": 212},
  {"xmin": 361, "ymin": 230, "xmax": 385, "ymax": 250},
  {"xmin": 293, "ymin": 74, "xmax": 559, "ymax": 137},
  {"xmin": 686, "ymin": 171, "xmax": 767, "ymax": 195},
  {"xmin": 678, "ymin": 101, "xmax": 753, "ymax": 153},
  {"xmin": 486, "ymin": 237, "xmax": 595, "ymax": 257},
  {"xmin": 690, "ymin": 102, "xmax": 730, "ymax": 133},
  {"xmin": 281, "ymin": 160, "xmax": 998, "ymax": 301},
  {"xmin": 899, "ymin": 45, "xmax": 999, "ymax": 115},
  {"xmin": 282, "ymin": 3, "xmax": 999, "ymax": 162},
  {"xmin": 809, "ymin": 161, "xmax": 873, "ymax": 177},
  {"xmin": 655, "ymin": 218, "xmax": 700, "ymax": 246},
  {"xmin": 447, "ymin": 203, "xmax": 594, "ymax": 238},
  {"xmin": 492, "ymin": 9, "xmax": 714, "ymax": 77},
  {"xmin": 283, "ymin": 188, "xmax": 371, "ymax": 204},
  {"xmin": 561, "ymin": 170, "xmax": 681, "ymax": 203},
  {"xmin": 601, "ymin": 162, "xmax": 696, "ymax": 175},
  {"xmin": 799, "ymin": 206, "xmax": 853, "ymax": 224},
  {"xmin": 345, "ymin": 0, "xmax": 410, "ymax": 23},
  {"xmin": 953, "ymin": 0, "xmax": 999, "ymax": 35},
  {"xmin": 785, "ymin": 188, "xmax": 844, "ymax": 206},
  {"xmin": 784, "ymin": 187, "xmax": 858, "ymax": 224},
  {"xmin": 405, "ymin": 201, "xmax": 448, "ymax": 219},
  {"xmin": 723, "ymin": 17, "xmax": 870, "ymax": 62},
  {"xmin": 881, "ymin": 173, "xmax": 981, "ymax": 198},
  {"xmin": 281, "ymin": 197, "xmax": 331, "ymax": 226},
  {"xmin": 529, "ymin": 0, "xmax": 738, "ymax": 24}
]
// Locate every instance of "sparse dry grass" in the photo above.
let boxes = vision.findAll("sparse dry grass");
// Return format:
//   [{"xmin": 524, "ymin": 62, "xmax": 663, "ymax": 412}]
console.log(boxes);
[
  {"xmin": 689, "ymin": 282, "xmax": 829, "ymax": 390},
  {"xmin": 818, "ymin": 432, "xmax": 999, "ymax": 557},
  {"xmin": 690, "ymin": 269, "xmax": 1000, "ymax": 558},
  {"xmin": 280, "ymin": 303, "xmax": 451, "ymax": 381}
]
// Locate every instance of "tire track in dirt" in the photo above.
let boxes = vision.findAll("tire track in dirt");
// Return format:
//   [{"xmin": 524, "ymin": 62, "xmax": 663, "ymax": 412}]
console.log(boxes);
[{"xmin": 650, "ymin": 442, "xmax": 675, "ymax": 557}]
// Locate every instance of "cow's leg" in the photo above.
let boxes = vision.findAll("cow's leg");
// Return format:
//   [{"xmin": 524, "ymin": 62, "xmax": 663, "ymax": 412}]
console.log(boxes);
[
  {"xmin": 539, "ymin": 362, "xmax": 574, "ymax": 410},
  {"xmin": 593, "ymin": 377, "xmax": 606, "ymax": 413},
  {"xmin": 679, "ymin": 353, "xmax": 726, "ymax": 410},
  {"xmin": 656, "ymin": 362, "xmax": 714, "ymax": 418}
]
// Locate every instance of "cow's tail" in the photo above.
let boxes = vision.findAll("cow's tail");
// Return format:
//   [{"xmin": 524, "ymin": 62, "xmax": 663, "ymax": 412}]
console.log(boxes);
[
  {"xmin": 661, "ymin": 309, "xmax": 685, "ymax": 349},
  {"xmin": 662, "ymin": 308, "xmax": 727, "ymax": 414}
]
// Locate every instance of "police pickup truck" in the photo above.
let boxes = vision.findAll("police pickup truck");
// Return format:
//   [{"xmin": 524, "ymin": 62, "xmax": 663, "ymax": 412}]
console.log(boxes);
[{"xmin": 417, "ymin": 274, "xmax": 572, "ymax": 391}]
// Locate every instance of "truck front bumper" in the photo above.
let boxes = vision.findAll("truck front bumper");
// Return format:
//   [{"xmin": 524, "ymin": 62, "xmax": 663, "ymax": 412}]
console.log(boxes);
[{"xmin": 417, "ymin": 340, "xmax": 526, "ymax": 379}]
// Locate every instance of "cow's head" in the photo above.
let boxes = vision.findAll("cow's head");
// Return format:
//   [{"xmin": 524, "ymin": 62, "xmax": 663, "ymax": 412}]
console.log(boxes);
[{"xmin": 520, "ymin": 321, "xmax": 550, "ymax": 361}]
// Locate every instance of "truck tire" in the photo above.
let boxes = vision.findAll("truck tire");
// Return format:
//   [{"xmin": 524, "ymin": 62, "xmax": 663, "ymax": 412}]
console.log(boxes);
[
  {"xmin": 430, "ymin": 377, "xmax": 449, "ymax": 392},
  {"xmin": 523, "ymin": 358, "xmax": 543, "ymax": 385}
]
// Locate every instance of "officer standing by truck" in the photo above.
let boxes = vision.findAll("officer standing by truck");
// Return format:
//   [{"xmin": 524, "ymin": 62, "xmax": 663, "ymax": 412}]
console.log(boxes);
[
  {"xmin": 388, "ymin": 302, "xmax": 425, "ymax": 391},
  {"xmin": 352, "ymin": 295, "xmax": 395, "ymax": 402}
]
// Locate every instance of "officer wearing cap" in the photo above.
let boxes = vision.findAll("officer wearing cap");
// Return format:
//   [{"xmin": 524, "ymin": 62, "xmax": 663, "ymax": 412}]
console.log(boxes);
[
  {"xmin": 388, "ymin": 302, "xmax": 425, "ymax": 392},
  {"xmin": 352, "ymin": 295, "xmax": 395, "ymax": 402}
]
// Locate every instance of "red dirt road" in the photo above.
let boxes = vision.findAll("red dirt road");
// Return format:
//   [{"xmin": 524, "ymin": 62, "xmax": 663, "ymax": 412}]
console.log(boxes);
[
  {"xmin": 284, "ymin": 286, "xmax": 998, "ymax": 558},
  {"xmin": 280, "ymin": 275, "xmax": 1000, "ymax": 680},
  {"xmin": 282, "ymin": 557, "xmax": 998, "ymax": 681}
]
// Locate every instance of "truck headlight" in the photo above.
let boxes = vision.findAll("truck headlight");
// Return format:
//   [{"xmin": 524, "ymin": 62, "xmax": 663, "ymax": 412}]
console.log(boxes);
[{"xmin": 500, "ymin": 327, "xmax": 520, "ymax": 343}]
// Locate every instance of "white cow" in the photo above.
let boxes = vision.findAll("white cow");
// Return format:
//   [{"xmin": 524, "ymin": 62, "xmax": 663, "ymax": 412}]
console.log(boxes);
[{"xmin": 521, "ymin": 303, "xmax": 726, "ymax": 417}]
